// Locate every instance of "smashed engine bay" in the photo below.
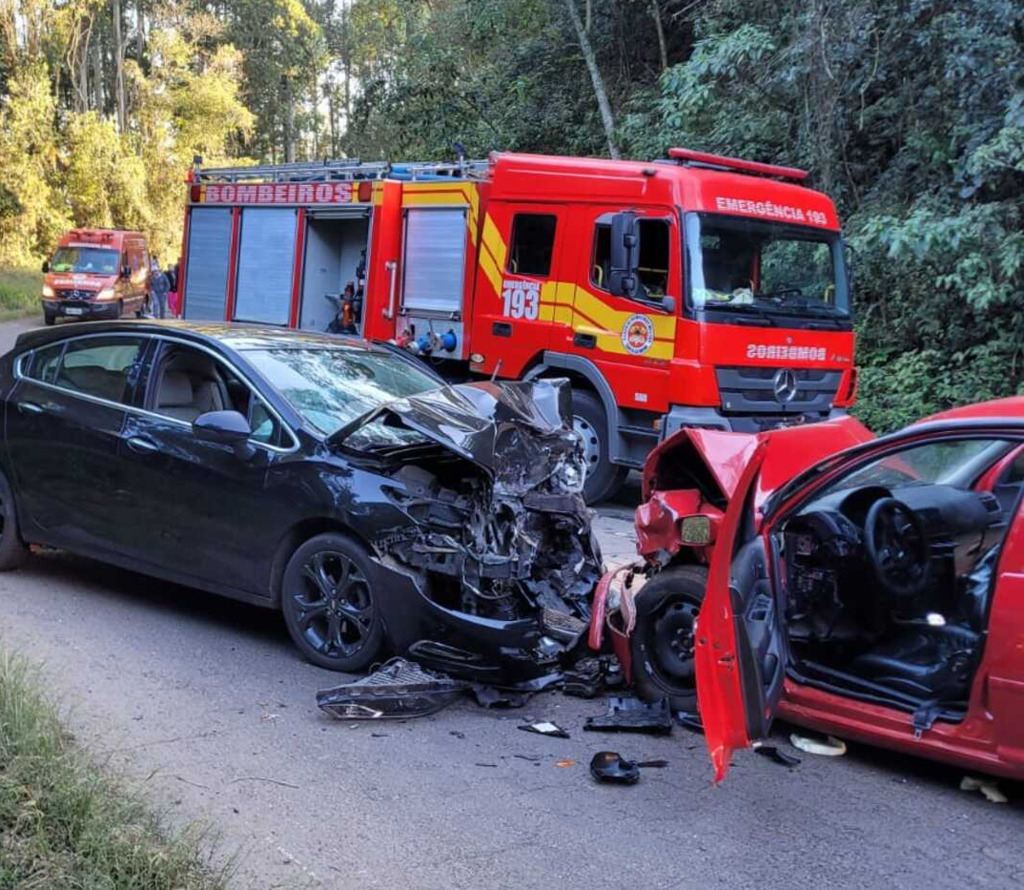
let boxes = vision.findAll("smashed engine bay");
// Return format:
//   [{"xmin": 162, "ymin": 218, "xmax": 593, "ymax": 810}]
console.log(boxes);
[{"xmin": 326, "ymin": 378, "xmax": 603, "ymax": 697}]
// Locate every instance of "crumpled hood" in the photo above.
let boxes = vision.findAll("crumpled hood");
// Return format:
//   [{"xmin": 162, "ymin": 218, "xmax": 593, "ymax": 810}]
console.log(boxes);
[{"xmin": 329, "ymin": 378, "xmax": 583, "ymax": 492}]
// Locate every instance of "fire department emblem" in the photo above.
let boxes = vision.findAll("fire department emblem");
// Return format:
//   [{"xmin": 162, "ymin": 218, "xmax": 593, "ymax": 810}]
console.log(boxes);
[{"xmin": 621, "ymin": 314, "xmax": 655, "ymax": 355}]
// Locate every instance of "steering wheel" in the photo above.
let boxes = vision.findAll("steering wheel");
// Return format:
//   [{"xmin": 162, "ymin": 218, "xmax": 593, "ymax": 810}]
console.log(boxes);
[
  {"xmin": 863, "ymin": 498, "xmax": 930, "ymax": 599},
  {"xmin": 767, "ymin": 285, "xmax": 803, "ymax": 300}
]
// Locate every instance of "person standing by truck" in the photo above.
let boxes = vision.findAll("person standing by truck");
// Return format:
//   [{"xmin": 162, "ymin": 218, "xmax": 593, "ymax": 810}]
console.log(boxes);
[{"xmin": 148, "ymin": 257, "xmax": 170, "ymax": 319}]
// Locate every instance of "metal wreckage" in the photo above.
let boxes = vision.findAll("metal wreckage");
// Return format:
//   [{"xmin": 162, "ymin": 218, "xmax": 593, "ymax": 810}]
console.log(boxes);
[{"xmin": 317, "ymin": 377, "xmax": 612, "ymax": 719}]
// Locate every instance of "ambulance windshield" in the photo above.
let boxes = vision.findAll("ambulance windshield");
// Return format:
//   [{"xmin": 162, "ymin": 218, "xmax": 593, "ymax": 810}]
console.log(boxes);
[
  {"xmin": 50, "ymin": 246, "xmax": 120, "ymax": 275},
  {"xmin": 685, "ymin": 214, "xmax": 850, "ymax": 323}
]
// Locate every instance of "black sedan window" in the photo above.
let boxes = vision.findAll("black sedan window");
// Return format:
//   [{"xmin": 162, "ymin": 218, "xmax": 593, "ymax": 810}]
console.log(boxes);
[
  {"xmin": 244, "ymin": 347, "xmax": 439, "ymax": 436},
  {"xmin": 26, "ymin": 336, "xmax": 145, "ymax": 405}
]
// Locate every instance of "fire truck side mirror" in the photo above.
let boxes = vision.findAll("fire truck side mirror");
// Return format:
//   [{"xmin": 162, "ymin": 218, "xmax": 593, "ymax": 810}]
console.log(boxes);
[{"xmin": 609, "ymin": 211, "xmax": 640, "ymax": 299}]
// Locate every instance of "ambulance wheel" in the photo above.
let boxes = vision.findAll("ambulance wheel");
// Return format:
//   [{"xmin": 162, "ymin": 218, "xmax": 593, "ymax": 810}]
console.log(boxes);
[
  {"xmin": 572, "ymin": 389, "xmax": 627, "ymax": 504},
  {"xmin": 630, "ymin": 565, "xmax": 708, "ymax": 713},
  {"xmin": 43, "ymin": 311, "xmax": 55, "ymax": 326}
]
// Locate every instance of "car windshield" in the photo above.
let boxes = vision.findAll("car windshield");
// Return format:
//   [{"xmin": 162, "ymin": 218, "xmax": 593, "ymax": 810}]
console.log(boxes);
[
  {"xmin": 685, "ymin": 213, "xmax": 849, "ymax": 320},
  {"xmin": 825, "ymin": 438, "xmax": 1013, "ymax": 494},
  {"xmin": 244, "ymin": 346, "xmax": 440, "ymax": 438},
  {"xmin": 50, "ymin": 246, "xmax": 119, "ymax": 275}
]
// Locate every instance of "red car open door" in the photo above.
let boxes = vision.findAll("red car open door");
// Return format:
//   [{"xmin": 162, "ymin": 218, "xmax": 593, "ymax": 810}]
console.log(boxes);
[{"xmin": 695, "ymin": 439, "xmax": 787, "ymax": 783}]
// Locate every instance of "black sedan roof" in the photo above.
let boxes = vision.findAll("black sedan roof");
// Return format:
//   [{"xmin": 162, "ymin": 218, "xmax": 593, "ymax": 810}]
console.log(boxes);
[{"xmin": 12, "ymin": 319, "xmax": 391, "ymax": 356}]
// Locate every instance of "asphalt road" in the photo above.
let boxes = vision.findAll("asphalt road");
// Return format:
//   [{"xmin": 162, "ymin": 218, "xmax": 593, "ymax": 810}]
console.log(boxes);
[{"xmin": 0, "ymin": 315, "xmax": 1021, "ymax": 890}]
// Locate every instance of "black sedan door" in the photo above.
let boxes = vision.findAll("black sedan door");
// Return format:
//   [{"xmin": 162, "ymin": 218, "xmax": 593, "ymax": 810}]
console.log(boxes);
[
  {"xmin": 114, "ymin": 339, "xmax": 297, "ymax": 596},
  {"xmin": 5, "ymin": 334, "xmax": 148, "ymax": 551}
]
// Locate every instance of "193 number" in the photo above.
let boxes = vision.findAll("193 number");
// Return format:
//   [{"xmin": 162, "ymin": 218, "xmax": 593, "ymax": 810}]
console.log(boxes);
[{"xmin": 502, "ymin": 286, "xmax": 539, "ymax": 320}]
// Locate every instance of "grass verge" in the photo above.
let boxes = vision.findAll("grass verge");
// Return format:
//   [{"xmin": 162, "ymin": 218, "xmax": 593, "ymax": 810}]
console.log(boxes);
[
  {"xmin": 0, "ymin": 649, "xmax": 230, "ymax": 889},
  {"xmin": 0, "ymin": 267, "xmax": 42, "ymax": 322}
]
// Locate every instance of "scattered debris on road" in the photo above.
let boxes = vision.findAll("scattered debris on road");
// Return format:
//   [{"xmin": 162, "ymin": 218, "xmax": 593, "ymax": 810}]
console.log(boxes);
[
  {"xmin": 960, "ymin": 776, "xmax": 1008, "ymax": 804},
  {"xmin": 589, "ymin": 752, "xmax": 641, "ymax": 785},
  {"xmin": 790, "ymin": 732, "xmax": 848, "ymax": 757},
  {"xmin": 584, "ymin": 696, "xmax": 673, "ymax": 735},
  {"xmin": 753, "ymin": 743, "xmax": 802, "ymax": 768},
  {"xmin": 518, "ymin": 721, "xmax": 571, "ymax": 739}
]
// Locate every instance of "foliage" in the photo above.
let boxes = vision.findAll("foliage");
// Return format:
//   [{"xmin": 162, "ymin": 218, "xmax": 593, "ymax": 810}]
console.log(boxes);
[
  {"xmin": 0, "ymin": 648, "xmax": 230, "ymax": 888},
  {"xmin": 0, "ymin": 0, "xmax": 1019, "ymax": 426},
  {"xmin": 0, "ymin": 266, "xmax": 42, "ymax": 319}
]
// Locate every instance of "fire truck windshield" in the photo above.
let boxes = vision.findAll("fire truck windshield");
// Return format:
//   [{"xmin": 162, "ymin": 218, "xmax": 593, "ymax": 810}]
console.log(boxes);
[
  {"xmin": 50, "ymin": 246, "xmax": 120, "ymax": 275},
  {"xmin": 684, "ymin": 213, "xmax": 850, "ymax": 325}
]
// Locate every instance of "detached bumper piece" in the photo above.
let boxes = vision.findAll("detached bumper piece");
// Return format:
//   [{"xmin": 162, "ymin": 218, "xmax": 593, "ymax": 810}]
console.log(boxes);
[
  {"xmin": 316, "ymin": 658, "xmax": 469, "ymax": 720},
  {"xmin": 584, "ymin": 696, "xmax": 673, "ymax": 736}
]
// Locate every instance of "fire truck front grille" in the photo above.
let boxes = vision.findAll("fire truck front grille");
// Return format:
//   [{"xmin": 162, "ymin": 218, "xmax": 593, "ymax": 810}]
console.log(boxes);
[
  {"xmin": 55, "ymin": 289, "xmax": 96, "ymax": 301},
  {"xmin": 716, "ymin": 366, "xmax": 842, "ymax": 414}
]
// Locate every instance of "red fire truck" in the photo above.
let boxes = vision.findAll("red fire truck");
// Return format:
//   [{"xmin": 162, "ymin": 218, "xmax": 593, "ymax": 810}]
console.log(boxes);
[{"xmin": 178, "ymin": 149, "xmax": 857, "ymax": 502}]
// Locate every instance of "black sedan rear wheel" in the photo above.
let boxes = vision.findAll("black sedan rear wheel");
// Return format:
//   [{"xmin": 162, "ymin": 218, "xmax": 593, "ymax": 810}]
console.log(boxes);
[
  {"xmin": 630, "ymin": 564, "xmax": 708, "ymax": 712},
  {"xmin": 0, "ymin": 468, "xmax": 28, "ymax": 570},
  {"xmin": 280, "ymin": 533, "xmax": 385, "ymax": 671}
]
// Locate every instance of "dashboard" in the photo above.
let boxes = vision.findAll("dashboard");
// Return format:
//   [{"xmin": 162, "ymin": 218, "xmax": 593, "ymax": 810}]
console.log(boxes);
[{"xmin": 780, "ymin": 483, "xmax": 1004, "ymax": 643}]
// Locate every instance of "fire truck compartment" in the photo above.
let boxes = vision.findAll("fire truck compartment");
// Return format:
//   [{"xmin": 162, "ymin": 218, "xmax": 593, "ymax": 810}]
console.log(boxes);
[{"xmin": 299, "ymin": 214, "xmax": 370, "ymax": 333}]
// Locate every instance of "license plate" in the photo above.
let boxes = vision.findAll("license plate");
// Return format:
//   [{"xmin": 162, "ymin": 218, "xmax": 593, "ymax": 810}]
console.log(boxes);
[{"xmin": 64, "ymin": 307, "xmax": 84, "ymax": 316}]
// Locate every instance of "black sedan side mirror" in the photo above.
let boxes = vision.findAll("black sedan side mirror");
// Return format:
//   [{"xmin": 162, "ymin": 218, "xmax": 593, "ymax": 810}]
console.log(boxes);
[{"xmin": 193, "ymin": 410, "xmax": 254, "ymax": 459}]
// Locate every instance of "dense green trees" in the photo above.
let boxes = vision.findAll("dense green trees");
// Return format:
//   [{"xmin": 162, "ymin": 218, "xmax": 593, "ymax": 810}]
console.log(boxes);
[{"xmin": 0, "ymin": 0, "xmax": 1020, "ymax": 426}]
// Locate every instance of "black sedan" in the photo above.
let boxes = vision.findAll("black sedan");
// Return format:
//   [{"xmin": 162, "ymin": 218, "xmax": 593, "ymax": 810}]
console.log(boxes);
[{"xmin": 0, "ymin": 321, "xmax": 600, "ymax": 678}]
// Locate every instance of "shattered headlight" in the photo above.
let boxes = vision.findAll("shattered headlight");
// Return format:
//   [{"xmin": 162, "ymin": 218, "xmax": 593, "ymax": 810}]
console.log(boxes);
[{"xmin": 551, "ymin": 451, "xmax": 586, "ymax": 494}]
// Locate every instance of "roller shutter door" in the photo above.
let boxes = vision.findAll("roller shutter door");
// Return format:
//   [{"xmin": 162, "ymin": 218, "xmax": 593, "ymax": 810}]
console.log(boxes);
[
  {"xmin": 401, "ymin": 208, "xmax": 467, "ymax": 314},
  {"xmin": 234, "ymin": 208, "xmax": 297, "ymax": 325},
  {"xmin": 183, "ymin": 208, "xmax": 232, "ymax": 320}
]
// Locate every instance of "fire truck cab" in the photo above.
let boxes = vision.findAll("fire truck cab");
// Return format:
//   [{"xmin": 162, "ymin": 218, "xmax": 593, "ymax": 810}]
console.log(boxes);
[{"xmin": 179, "ymin": 150, "xmax": 857, "ymax": 502}]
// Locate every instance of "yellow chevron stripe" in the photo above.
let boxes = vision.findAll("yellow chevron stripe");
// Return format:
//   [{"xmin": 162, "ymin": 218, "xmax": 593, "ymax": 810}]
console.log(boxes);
[
  {"xmin": 478, "ymin": 244, "xmax": 503, "ymax": 296},
  {"xmin": 481, "ymin": 213, "xmax": 506, "ymax": 269}
]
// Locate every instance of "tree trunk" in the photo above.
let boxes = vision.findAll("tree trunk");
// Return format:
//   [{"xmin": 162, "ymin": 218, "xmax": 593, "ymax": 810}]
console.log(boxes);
[
  {"xmin": 112, "ymin": 0, "xmax": 126, "ymax": 132},
  {"xmin": 650, "ymin": 0, "xmax": 668, "ymax": 72},
  {"xmin": 75, "ymin": 20, "xmax": 91, "ymax": 113},
  {"xmin": 282, "ymin": 76, "xmax": 296, "ymax": 163},
  {"xmin": 341, "ymin": 4, "xmax": 351, "ymax": 128},
  {"xmin": 564, "ymin": 0, "xmax": 619, "ymax": 158},
  {"xmin": 91, "ymin": 33, "xmax": 104, "ymax": 113},
  {"xmin": 136, "ymin": 0, "xmax": 145, "ymax": 61}
]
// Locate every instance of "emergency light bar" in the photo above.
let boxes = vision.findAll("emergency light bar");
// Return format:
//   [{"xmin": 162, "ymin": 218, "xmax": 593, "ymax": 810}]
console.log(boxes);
[{"xmin": 667, "ymin": 147, "xmax": 808, "ymax": 182}]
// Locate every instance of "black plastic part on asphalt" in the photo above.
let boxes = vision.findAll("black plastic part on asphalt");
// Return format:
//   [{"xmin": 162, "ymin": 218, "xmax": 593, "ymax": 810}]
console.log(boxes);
[
  {"xmin": 317, "ymin": 660, "xmax": 563, "ymax": 720},
  {"xmin": 584, "ymin": 696, "xmax": 674, "ymax": 735},
  {"xmin": 316, "ymin": 658, "xmax": 470, "ymax": 719},
  {"xmin": 518, "ymin": 721, "xmax": 571, "ymax": 739},
  {"xmin": 754, "ymin": 744, "xmax": 802, "ymax": 767},
  {"xmin": 589, "ymin": 752, "xmax": 641, "ymax": 785}
]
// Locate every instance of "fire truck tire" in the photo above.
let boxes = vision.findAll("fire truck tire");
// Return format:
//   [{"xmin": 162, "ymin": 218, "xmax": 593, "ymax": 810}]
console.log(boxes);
[
  {"xmin": 572, "ymin": 389, "xmax": 627, "ymax": 503},
  {"xmin": 0, "ymin": 468, "xmax": 28, "ymax": 571},
  {"xmin": 280, "ymin": 532, "xmax": 385, "ymax": 672},
  {"xmin": 630, "ymin": 564, "xmax": 708, "ymax": 712}
]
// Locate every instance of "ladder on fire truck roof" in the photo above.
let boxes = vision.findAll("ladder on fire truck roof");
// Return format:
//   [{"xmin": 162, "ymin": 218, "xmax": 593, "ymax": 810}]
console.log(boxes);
[{"xmin": 193, "ymin": 157, "xmax": 491, "ymax": 184}]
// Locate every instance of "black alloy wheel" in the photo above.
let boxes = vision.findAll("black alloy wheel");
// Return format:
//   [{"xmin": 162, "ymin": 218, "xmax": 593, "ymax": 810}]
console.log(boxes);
[
  {"xmin": 281, "ymin": 533, "xmax": 384, "ymax": 671},
  {"xmin": 0, "ymin": 468, "xmax": 28, "ymax": 570}
]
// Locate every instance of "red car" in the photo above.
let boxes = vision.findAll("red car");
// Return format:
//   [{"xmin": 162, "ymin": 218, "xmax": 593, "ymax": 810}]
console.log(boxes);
[{"xmin": 592, "ymin": 398, "xmax": 1024, "ymax": 782}]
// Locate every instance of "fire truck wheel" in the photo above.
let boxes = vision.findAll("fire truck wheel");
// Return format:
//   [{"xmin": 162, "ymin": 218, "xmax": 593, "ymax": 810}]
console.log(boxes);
[
  {"xmin": 630, "ymin": 564, "xmax": 708, "ymax": 713},
  {"xmin": 572, "ymin": 389, "xmax": 627, "ymax": 503},
  {"xmin": 0, "ymin": 468, "xmax": 28, "ymax": 571},
  {"xmin": 280, "ymin": 532, "xmax": 385, "ymax": 671}
]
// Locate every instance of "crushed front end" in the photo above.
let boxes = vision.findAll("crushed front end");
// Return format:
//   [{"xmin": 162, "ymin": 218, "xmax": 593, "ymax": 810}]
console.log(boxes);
[{"xmin": 331, "ymin": 379, "xmax": 602, "ymax": 683}]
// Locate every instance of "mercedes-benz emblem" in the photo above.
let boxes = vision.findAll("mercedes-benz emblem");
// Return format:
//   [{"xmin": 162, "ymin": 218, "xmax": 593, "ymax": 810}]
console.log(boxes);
[{"xmin": 772, "ymin": 368, "xmax": 798, "ymax": 403}]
